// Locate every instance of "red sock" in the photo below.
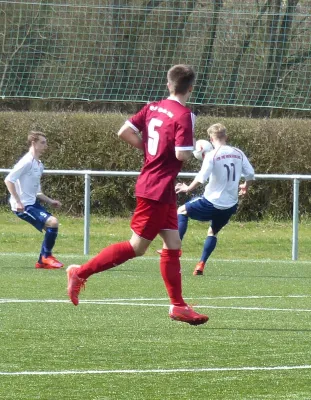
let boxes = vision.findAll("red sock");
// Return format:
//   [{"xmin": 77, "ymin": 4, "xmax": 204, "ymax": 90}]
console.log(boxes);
[
  {"xmin": 160, "ymin": 249, "xmax": 186, "ymax": 307},
  {"xmin": 77, "ymin": 241, "xmax": 136, "ymax": 280}
]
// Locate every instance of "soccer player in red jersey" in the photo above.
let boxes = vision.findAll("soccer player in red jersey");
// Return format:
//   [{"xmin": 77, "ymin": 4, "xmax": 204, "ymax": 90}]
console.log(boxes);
[{"xmin": 67, "ymin": 64, "xmax": 209, "ymax": 325}]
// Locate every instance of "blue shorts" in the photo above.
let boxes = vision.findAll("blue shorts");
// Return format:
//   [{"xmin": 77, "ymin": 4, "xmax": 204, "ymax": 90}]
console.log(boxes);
[
  {"xmin": 14, "ymin": 201, "xmax": 52, "ymax": 232},
  {"xmin": 185, "ymin": 196, "xmax": 238, "ymax": 234}
]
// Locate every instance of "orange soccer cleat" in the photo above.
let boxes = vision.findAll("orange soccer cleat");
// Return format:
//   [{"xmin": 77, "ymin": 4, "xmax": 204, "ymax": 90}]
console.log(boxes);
[
  {"xmin": 169, "ymin": 305, "xmax": 209, "ymax": 326},
  {"xmin": 36, "ymin": 256, "xmax": 64, "ymax": 269},
  {"xmin": 193, "ymin": 261, "xmax": 205, "ymax": 276},
  {"xmin": 66, "ymin": 265, "xmax": 87, "ymax": 306}
]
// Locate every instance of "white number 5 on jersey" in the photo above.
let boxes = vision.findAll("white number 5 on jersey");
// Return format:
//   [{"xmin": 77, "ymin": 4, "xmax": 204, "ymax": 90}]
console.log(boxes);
[{"xmin": 147, "ymin": 118, "xmax": 162, "ymax": 156}]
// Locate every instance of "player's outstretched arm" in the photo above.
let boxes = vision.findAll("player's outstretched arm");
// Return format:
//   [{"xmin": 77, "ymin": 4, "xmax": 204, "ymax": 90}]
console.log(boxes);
[
  {"xmin": 175, "ymin": 178, "xmax": 201, "ymax": 194},
  {"xmin": 37, "ymin": 193, "xmax": 62, "ymax": 208}
]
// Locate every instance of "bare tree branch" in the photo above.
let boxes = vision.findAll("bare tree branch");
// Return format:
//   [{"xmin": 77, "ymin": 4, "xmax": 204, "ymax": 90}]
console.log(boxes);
[
  {"xmin": 0, "ymin": 5, "xmax": 42, "ymax": 93},
  {"xmin": 227, "ymin": 0, "xmax": 269, "ymax": 104}
]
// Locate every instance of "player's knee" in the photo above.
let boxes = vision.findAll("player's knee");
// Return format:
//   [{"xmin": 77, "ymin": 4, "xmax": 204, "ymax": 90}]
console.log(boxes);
[
  {"xmin": 130, "ymin": 241, "xmax": 148, "ymax": 257},
  {"xmin": 129, "ymin": 234, "xmax": 150, "ymax": 257},
  {"xmin": 45, "ymin": 216, "xmax": 58, "ymax": 228},
  {"xmin": 163, "ymin": 238, "xmax": 181, "ymax": 250},
  {"xmin": 177, "ymin": 205, "xmax": 187, "ymax": 215},
  {"xmin": 208, "ymin": 227, "xmax": 216, "ymax": 236},
  {"xmin": 174, "ymin": 237, "xmax": 182, "ymax": 249},
  {"xmin": 133, "ymin": 246, "xmax": 146, "ymax": 257}
]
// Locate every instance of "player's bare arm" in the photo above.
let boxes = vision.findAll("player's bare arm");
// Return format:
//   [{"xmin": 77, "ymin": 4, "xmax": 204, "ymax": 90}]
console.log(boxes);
[
  {"xmin": 175, "ymin": 178, "xmax": 201, "ymax": 194},
  {"xmin": 175, "ymin": 149, "xmax": 192, "ymax": 161},
  {"xmin": 117, "ymin": 124, "xmax": 143, "ymax": 150},
  {"xmin": 239, "ymin": 180, "xmax": 253, "ymax": 196},
  {"xmin": 37, "ymin": 193, "xmax": 62, "ymax": 208}
]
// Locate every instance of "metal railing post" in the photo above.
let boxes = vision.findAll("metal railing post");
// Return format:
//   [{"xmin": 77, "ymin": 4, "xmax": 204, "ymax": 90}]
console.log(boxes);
[
  {"xmin": 292, "ymin": 178, "xmax": 300, "ymax": 261},
  {"xmin": 84, "ymin": 173, "xmax": 91, "ymax": 255}
]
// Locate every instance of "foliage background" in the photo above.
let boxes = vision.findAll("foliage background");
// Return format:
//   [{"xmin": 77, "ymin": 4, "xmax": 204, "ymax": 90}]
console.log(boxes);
[{"xmin": 1, "ymin": 112, "xmax": 311, "ymax": 220}]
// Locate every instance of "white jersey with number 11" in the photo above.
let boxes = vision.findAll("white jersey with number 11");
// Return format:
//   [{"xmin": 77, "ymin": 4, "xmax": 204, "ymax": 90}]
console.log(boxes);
[{"xmin": 195, "ymin": 145, "xmax": 255, "ymax": 209}]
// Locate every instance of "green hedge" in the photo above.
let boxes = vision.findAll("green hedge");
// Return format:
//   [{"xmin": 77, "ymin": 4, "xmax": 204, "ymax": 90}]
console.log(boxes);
[{"xmin": 1, "ymin": 112, "xmax": 311, "ymax": 220}]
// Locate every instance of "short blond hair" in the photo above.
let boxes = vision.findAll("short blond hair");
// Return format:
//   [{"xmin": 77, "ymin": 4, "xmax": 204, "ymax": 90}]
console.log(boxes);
[
  {"xmin": 27, "ymin": 131, "xmax": 46, "ymax": 146},
  {"xmin": 207, "ymin": 123, "xmax": 227, "ymax": 140}
]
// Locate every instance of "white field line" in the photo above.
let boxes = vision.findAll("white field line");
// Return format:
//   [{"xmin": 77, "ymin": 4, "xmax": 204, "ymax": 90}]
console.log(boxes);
[
  {"xmin": 0, "ymin": 252, "xmax": 311, "ymax": 264},
  {"xmin": 1, "ymin": 296, "xmax": 310, "ymax": 376},
  {"xmin": 0, "ymin": 295, "xmax": 310, "ymax": 302},
  {"xmin": 1, "ymin": 298, "xmax": 311, "ymax": 312},
  {"xmin": 1, "ymin": 365, "xmax": 311, "ymax": 376}
]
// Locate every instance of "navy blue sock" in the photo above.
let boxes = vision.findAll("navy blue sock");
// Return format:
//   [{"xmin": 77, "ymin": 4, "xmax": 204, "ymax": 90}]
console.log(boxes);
[
  {"xmin": 200, "ymin": 236, "xmax": 217, "ymax": 264},
  {"xmin": 178, "ymin": 214, "xmax": 188, "ymax": 240},
  {"xmin": 40, "ymin": 227, "xmax": 58, "ymax": 258}
]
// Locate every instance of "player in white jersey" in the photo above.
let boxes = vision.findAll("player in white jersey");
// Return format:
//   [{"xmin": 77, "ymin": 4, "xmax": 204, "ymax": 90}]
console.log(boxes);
[
  {"xmin": 175, "ymin": 123, "xmax": 255, "ymax": 275},
  {"xmin": 4, "ymin": 131, "xmax": 64, "ymax": 269}
]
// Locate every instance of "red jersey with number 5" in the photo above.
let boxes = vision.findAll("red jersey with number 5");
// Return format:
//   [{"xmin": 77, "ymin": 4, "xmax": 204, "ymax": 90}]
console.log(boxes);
[{"xmin": 127, "ymin": 98, "xmax": 195, "ymax": 204}]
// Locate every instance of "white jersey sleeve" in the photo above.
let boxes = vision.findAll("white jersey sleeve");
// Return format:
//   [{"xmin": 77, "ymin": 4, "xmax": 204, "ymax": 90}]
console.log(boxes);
[
  {"xmin": 197, "ymin": 145, "xmax": 254, "ymax": 210},
  {"xmin": 5, "ymin": 156, "xmax": 32, "ymax": 183},
  {"xmin": 240, "ymin": 149, "xmax": 255, "ymax": 181},
  {"xmin": 195, "ymin": 150, "xmax": 215, "ymax": 184}
]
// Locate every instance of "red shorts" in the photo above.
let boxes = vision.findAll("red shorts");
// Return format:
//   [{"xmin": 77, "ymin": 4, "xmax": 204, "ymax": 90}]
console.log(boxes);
[{"xmin": 130, "ymin": 197, "xmax": 178, "ymax": 241}]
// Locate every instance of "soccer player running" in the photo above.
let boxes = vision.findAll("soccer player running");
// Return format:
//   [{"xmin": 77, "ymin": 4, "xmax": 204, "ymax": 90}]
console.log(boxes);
[
  {"xmin": 175, "ymin": 123, "xmax": 255, "ymax": 276},
  {"xmin": 4, "ymin": 131, "xmax": 63, "ymax": 269},
  {"xmin": 67, "ymin": 64, "xmax": 208, "ymax": 325}
]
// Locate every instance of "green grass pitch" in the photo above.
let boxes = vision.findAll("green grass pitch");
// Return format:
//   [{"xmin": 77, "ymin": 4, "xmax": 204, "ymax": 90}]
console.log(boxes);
[{"xmin": 0, "ymin": 212, "xmax": 311, "ymax": 399}]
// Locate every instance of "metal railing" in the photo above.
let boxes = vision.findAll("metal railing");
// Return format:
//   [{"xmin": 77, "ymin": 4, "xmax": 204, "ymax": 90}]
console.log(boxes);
[{"xmin": 1, "ymin": 169, "xmax": 310, "ymax": 260}]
